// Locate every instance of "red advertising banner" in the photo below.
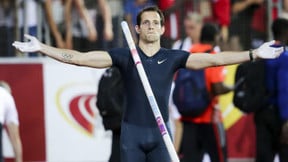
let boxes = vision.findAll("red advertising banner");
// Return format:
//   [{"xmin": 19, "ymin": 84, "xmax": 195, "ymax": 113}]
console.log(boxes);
[{"xmin": 0, "ymin": 63, "xmax": 46, "ymax": 161}]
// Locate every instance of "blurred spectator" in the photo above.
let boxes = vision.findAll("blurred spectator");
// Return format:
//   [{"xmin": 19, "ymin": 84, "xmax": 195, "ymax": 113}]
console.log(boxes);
[
  {"xmin": 157, "ymin": 0, "xmax": 178, "ymax": 48},
  {"xmin": 44, "ymin": 0, "xmax": 67, "ymax": 48},
  {"xmin": 45, "ymin": 0, "xmax": 112, "ymax": 51},
  {"xmin": 0, "ymin": 0, "xmax": 17, "ymax": 57},
  {"xmin": 18, "ymin": 0, "xmax": 40, "ymax": 57},
  {"xmin": 102, "ymin": 0, "xmax": 124, "ymax": 49},
  {"xmin": 279, "ymin": 0, "xmax": 288, "ymax": 20},
  {"xmin": 0, "ymin": 81, "xmax": 22, "ymax": 162},
  {"xmin": 229, "ymin": 0, "xmax": 264, "ymax": 50},
  {"xmin": 67, "ymin": 0, "xmax": 97, "ymax": 51},
  {"xmin": 124, "ymin": 0, "xmax": 154, "ymax": 43},
  {"xmin": 159, "ymin": 0, "xmax": 230, "ymax": 48},
  {"xmin": 108, "ymin": 0, "xmax": 124, "ymax": 48},
  {"xmin": 250, "ymin": 2, "xmax": 267, "ymax": 49},
  {"xmin": 84, "ymin": 0, "xmax": 115, "ymax": 50},
  {"xmin": 255, "ymin": 18, "xmax": 288, "ymax": 162},
  {"xmin": 211, "ymin": 0, "xmax": 231, "ymax": 43},
  {"xmin": 96, "ymin": 67, "xmax": 124, "ymax": 162},
  {"xmin": 172, "ymin": 12, "xmax": 203, "ymax": 51},
  {"xmin": 179, "ymin": 23, "xmax": 233, "ymax": 162}
]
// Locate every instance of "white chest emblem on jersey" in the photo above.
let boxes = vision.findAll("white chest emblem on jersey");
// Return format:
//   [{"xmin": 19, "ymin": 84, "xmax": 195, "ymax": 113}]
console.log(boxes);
[{"xmin": 157, "ymin": 59, "xmax": 167, "ymax": 64}]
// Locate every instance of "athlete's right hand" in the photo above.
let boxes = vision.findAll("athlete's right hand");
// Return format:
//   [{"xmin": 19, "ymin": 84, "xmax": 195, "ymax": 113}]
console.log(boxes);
[{"xmin": 12, "ymin": 34, "xmax": 41, "ymax": 52}]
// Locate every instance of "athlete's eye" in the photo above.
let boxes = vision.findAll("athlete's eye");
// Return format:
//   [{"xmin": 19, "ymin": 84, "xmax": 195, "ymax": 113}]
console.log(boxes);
[
  {"xmin": 141, "ymin": 20, "xmax": 161, "ymax": 27},
  {"xmin": 141, "ymin": 20, "xmax": 150, "ymax": 26},
  {"xmin": 153, "ymin": 21, "xmax": 160, "ymax": 26}
]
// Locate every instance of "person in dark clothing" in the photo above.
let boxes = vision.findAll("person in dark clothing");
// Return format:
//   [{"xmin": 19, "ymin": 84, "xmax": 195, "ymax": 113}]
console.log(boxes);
[
  {"xmin": 254, "ymin": 18, "xmax": 288, "ymax": 162},
  {"xmin": 229, "ymin": 0, "xmax": 264, "ymax": 50}
]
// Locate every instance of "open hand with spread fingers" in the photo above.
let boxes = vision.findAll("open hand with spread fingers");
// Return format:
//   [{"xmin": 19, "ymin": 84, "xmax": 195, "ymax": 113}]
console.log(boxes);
[
  {"xmin": 12, "ymin": 34, "xmax": 41, "ymax": 53},
  {"xmin": 255, "ymin": 40, "xmax": 284, "ymax": 59}
]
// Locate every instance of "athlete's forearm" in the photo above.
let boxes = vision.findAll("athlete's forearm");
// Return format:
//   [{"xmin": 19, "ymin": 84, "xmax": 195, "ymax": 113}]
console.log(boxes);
[
  {"xmin": 39, "ymin": 43, "xmax": 83, "ymax": 65},
  {"xmin": 215, "ymin": 50, "xmax": 256, "ymax": 66},
  {"xmin": 39, "ymin": 43, "xmax": 113, "ymax": 68},
  {"xmin": 186, "ymin": 50, "xmax": 253, "ymax": 70}
]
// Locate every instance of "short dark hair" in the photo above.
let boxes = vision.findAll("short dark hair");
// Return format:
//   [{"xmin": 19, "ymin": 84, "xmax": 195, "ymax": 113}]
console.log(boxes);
[
  {"xmin": 136, "ymin": 6, "xmax": 165, "ymax": 26},
  {"xmin": 200, "ymin": 23, "xmax": 219, "ymax": 43},
  {"xmin": 272, "ymin": 18, "xmax": 288, "ymax": 40}
]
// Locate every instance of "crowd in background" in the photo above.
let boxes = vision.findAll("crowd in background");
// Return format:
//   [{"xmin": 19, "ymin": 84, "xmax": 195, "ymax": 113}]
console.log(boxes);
[{"xmin": 0, "ymin": 0, "xmax": 287, "ymax": 57}]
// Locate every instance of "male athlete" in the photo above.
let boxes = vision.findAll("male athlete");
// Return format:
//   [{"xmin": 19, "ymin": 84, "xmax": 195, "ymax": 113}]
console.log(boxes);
[{"xmin": 13, "ymin": 6, "xmax": 283, "ymax": 162}]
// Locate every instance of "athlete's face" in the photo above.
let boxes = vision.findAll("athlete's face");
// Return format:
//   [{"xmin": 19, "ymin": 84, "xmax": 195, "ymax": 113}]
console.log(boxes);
[{"xmin": 135, "ymin": 11, "xmax": 165, "ymax": 43}]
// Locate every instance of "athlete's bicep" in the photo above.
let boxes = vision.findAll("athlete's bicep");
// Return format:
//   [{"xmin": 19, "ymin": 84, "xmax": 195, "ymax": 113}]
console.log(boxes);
[{"xmin": 77, "ymin": 51, "xmax": 112, "ymax": 68}]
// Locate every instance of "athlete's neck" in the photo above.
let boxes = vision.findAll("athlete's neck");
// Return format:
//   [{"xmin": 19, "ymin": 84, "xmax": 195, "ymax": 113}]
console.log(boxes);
[{"xmin": 138, "ymin": 41, "xmax": 161, "ymax": 57}]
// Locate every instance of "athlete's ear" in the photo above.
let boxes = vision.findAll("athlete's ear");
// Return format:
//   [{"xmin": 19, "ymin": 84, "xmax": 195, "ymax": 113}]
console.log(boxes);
[
  {"xmin": 135, "ymin": 25, "xmax": 140, "ymax": 34},
  {"xmin": 160, "ymin": 26, "xmax": 165, "ymax": 35}
]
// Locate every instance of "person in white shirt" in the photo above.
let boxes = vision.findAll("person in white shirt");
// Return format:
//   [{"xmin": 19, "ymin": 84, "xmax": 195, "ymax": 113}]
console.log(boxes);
[{"xmin": 0, "ymin": 81, "xmax": 22, "ymax": 162}]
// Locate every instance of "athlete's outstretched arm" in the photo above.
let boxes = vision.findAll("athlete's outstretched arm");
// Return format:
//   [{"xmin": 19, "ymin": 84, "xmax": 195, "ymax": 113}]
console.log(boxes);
[
  {"xmin": 12, "ymin": 34, "xmax": 112, "ymax": 68},
  {"xmin": 186, "ymin": 40, "xmax": 284, "ymax": 70}
]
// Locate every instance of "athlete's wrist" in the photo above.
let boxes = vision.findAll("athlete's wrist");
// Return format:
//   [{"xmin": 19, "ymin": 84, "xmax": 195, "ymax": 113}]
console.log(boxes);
[{"xmin": 249, "ymin": 49, "xmax": 258, "ymax": 62}]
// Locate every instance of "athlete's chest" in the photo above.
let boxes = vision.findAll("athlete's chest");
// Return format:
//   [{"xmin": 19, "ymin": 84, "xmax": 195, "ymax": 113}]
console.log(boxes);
[
  {"xmin": 139, "ymin": 50, "xmax": 171, "ymax": 68},
  {"xmin": 135, "ymin": 53, "xmax": 174, "ymax": 82}
]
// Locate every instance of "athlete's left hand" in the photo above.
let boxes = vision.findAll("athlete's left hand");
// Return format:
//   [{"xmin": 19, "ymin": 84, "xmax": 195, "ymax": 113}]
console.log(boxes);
[{"xmin": 255, "ymin": 40, "xmax": 284, "ymax": 59}]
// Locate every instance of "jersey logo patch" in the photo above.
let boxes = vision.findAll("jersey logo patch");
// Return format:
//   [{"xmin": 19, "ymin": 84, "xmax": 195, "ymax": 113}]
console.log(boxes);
[{"xmin": 157, "ymin": 59, "xmax": 167, "ymax": 64}]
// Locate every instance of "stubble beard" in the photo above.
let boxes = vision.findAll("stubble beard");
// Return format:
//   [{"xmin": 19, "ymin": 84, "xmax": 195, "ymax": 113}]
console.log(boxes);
[{"xmin": 144, "ymin": 34, "xmax": 159, "ymax": 44}]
